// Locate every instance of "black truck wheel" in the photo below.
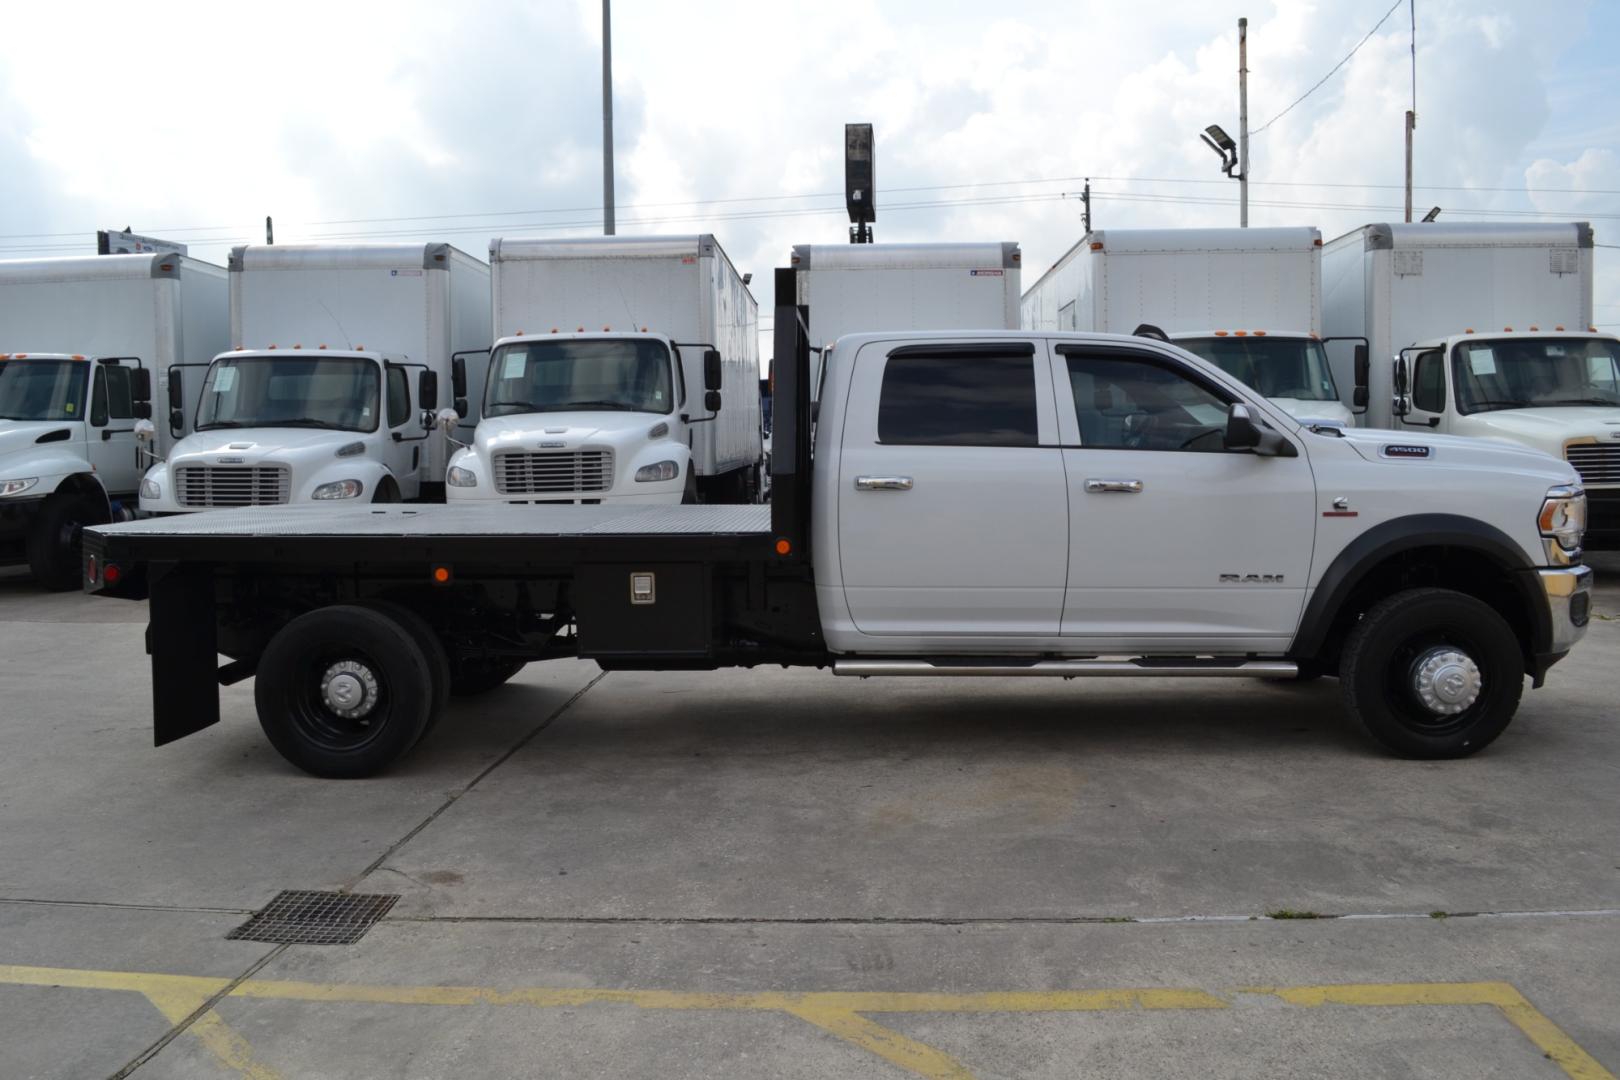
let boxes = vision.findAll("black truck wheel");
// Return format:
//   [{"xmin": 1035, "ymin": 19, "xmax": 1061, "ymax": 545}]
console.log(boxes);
[
  {"xmin": 450, "ymin": 658, "xmax": 527, "ymax": 696},
  {"xmin": 1340, "ymin": 588, "xmax": 1524, "ymax": 759},
  {"xmin": 26, "ymin": 493, "xmax": 108, "ymax": 591},
  {"xmin": 359, "ymin": 600, "xmax": 451, "ymax": 730},
  {"xmin": 255, "ymin": 605, "xmax": 434, "ymax": 777}
]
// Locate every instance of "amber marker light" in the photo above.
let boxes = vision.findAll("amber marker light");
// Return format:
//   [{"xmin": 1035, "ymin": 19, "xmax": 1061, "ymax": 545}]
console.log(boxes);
[
  {"xmin": 774, "ymin": 538, "xmax": 792, "ymax": 556},
  {"xmin": 431, "ymin": 566, "xmax": 452, "ymax": 584}
]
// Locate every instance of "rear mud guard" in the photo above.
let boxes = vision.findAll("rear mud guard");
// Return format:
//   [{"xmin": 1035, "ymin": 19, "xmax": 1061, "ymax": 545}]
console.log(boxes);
[{"xmin": 148, "ymin": 561, "xmax": 220, "ymax": 746}]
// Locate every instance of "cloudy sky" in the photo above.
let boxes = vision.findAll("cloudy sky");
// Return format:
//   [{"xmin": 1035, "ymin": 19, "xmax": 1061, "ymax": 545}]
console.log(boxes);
[{"xmin": 2, "ymin": 0, "xmax": 1615, "ymax": 354}]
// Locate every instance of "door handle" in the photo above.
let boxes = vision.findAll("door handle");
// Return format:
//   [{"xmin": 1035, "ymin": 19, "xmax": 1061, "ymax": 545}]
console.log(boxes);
[
  {"xmin": 854, "ymin": 476, "xmax": 913, "ymax": 491},
  {"xmin": 1085, "ymin": 479, "xmax": 1143, "ymax": 494}
]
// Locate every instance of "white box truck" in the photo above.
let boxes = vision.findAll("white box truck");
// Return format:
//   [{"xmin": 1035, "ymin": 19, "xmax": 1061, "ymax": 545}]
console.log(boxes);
[
  {"xmin": 140, "ymin": 243, "xmax": 490, "ymax": 514},
  {"xmin": 790, "ymin": 242, "xmax": 1021, "ymax": 396},
  {"xmin": 0, "ymin": 253, "xmax": 226, "ymax": 587},
  {"xmin": 1322, "ymin": 222, "xmax": 1617, "ymax": 546},
  {"xmin": 445, "ymin": 235, "xmax": 761, "ymax": 505},
  {"xmin": 1022, "ymin": 227, "xmax": 1356, "ymax": 427}
]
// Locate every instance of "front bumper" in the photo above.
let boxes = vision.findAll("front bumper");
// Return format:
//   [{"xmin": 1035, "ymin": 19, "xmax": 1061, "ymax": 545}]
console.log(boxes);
[{"xmin": 1538, "ymin": 565, "xmax": 1593, "ymax": 658}]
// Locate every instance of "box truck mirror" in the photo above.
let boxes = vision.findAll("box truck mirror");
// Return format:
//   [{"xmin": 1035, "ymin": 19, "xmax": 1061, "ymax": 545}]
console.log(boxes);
[
  {"xmin": 453, "ymin": 397, "xmax": 469, "ymax": 419},
  {"xmin": 418, "ymin": 370, "xmax": 438, "ymax": 409},
  {"xmin": 167, "ymin": 371, "xmax": 184, "ymax": 413},
  {"xmin": 130, "ymin": 367, "xmax": 152, "ymax": 403},
  {"xmin": 704, "ymin": 349, "xmax": 723, "ymax": 391},
  {"xmin": 169, "ymin": 408, "xmax": 185, "ymax": 432},
  {"xmin": 1353, "ymin": 386, "xmax": 1369, "ymax": 409},
  {"xmin": 451, "ymin": 356, "xmax": 467, "ymax": 398},
  {"xmin": 1392, "ymin": 357, "xmax": 1409, "ymax": 396},
  {"xmin": 133, "ymin": 402, "xmax": 153, "ymax": 420},
  {"xmin": 705, "ymin": 390, "xmax": 722, "ymax": 413},
  {"xmin": 1353, "ymin": 344, "xmax": 1369, "ymax": 388}
]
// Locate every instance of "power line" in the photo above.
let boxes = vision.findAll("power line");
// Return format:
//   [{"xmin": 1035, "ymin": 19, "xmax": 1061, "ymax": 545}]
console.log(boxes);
[{"xmin": 1252, "ymin": 0, "xmax": 1404, "ymax": 135}]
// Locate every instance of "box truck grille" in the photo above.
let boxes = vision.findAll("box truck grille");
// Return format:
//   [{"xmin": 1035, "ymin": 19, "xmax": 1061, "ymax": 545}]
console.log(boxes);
[
  {"xmin": 175, "ymin": 465, "xmax": 292, "ymax": 507},
  {"xmin": 1565, "ymin": 445, "xmax": 1620, "ymax": 486},
  {"xmin": 493, "ymin": 450, "xmax": 614, "ymax": 495}
]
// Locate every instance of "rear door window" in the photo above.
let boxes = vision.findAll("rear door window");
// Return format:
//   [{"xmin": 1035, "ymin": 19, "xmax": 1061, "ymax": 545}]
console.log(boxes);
[{"xmin": 877, "ymin": 351, "xmax": 1039, "ymax": 447}]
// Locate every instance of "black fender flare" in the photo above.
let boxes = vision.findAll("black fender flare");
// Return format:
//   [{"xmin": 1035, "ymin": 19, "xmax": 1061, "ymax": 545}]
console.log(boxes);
[{"xmin": 1291, "ymin": 513, "xmax": 1550, "ymax": 661}]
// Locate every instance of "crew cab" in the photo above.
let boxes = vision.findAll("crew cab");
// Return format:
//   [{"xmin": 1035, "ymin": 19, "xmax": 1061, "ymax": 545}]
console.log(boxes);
[{"xmin": 85, "ymin": 269, "xmax": 1593, "ymax": 777}]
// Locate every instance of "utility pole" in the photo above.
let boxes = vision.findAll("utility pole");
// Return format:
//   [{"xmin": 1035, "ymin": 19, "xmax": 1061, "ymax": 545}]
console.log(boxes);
[
  {"xmin": 1238, "ymin": 17, "xmax": 1249, "ymax": 228},
  {"xmin": 1403, "ymin": 0, "xmax": 1416, "ymax": 223},
  {"xmin": 601, "ymin": 0, "xmax": 616, "ymax": 236},
  {"xmin": 1081, "ymin": 179, "xmax": 1092, "ymax": 233},
  {"xmin": 265, "ymin": 216, "xmax": 273, "ymax": 245}
]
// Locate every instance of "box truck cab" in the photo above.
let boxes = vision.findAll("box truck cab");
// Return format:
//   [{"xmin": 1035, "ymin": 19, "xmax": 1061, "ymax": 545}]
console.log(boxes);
[
  {"xmin": 1022, "ymin": 228, "xmax": 1357, "ymax": 426},
  {"xmin": 0, "ymin": 252, "xmax": 227, "ymax": 587},
  {"xmin": 1169, "ymin": 331, "xmax": 1356, "ymax": 428},
  {"xmin": 445, "ymin": 331, "xmax": 724, "ymax": 504},
  {"xmin": 1390, "ymin": 330, "xmax": 1620, "ymax": 545},
  {"xmin": 0, "ymin": 353, "xmax": 155, "ymax": 586},
  {"xmin": 446, "ymin": 235, "xmax": 760, "ymax": 505},
  {"xmin": 140, "ymin": 346, "xmax": 441, "ymax": 510}
]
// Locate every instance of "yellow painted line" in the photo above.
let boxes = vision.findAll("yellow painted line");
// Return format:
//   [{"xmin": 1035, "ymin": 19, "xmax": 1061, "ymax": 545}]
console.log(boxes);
[{"xmin": 3, "ymin": 964, "xmax": 1614, "ymax": 1080}]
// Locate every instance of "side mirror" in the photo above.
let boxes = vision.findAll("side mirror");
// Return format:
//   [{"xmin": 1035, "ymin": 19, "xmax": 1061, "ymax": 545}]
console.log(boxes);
[
  {"xmin": 1223, "ymin": 403, "xmax": 1297, "ymax": 458},
  {"xmin": 1353, "ymin": 386, "xmax": 1369, "ymax": 409},
  {"xmin": 418, "ymin": 370, "xmax": 438, "ymax": 409},
  {"xmin": 167, "ymin": 369, "xmax": 184, "ymax": 413},
  {"xmin": 1392, "ymin": 357, "xmax": 1409, "ymax": 396},
  {"xmin": 451, "ymin": 356, "xmax": 467, "ymax": 399},
  {"xmin": 1353, "ymin": 343, "xmax": 1369, "ymax": 391},
  {"xmin": 169, "ymin": 408, "xmax": 185, "ymax": 433},
  {"xmin": 704, "ymin": 349, "xmax": 722, "ymax": 391},
  {"xmin": 705, "ymin": 390, "xmax": 722, "ymax": 413},
  {"xmin": 133, "ymin": 402, "xmax": 153, "ymax": 420},
  {"xmin": 131, "ymin": 367, "xmax": 152, "ymax": 403},
  {"xmin": 453, "ymin": 396, "xmax": 469, "ymax": 418}
]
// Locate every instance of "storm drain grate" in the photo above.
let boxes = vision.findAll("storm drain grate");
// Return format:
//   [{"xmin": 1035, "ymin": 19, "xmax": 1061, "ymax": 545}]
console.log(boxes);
[{"xmin": 227, "ymin": 890, "xmax": 399, "ymax": 945}]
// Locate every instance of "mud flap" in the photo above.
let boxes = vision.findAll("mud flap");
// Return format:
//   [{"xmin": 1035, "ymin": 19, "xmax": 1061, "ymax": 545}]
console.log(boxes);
[{"xmin": 147, "ymin": 561, "xmax": 220, "ymax": 746}]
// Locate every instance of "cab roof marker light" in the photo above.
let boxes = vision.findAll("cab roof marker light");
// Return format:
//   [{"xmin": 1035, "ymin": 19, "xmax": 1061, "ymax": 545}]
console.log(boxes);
[
  {"xmin": 1253, "ymin": 330, "xmax": 1266, "ymax": 337},
  {"xmin": 1089, "ymin": 242, "xmax": 1104, "ymax": 251},
  {"xmin": 319, "ymin": 344, "xmax": 327, "ymax": 349},
  {"xmin": 1235, "ymin": 330, "xmax": 1248, "ymax": 337},
  {"xmin": 604, "ymin": 326, "xmax": 611, "ymax": 331},
  {"xmin": 1555, "ymin": 325, "xmax": 1566, "ymax": 332},
  {"xmin": 641, "ymin": 326, "xmax": 648, "ymax": 332},
  {"xmin": 1529, "ymin": 326, "xmax": 1539, "ymax": 332},
  {"xmin": 1504, "ymin": 327, "xmax": 1513, "ymax": 332},
  {"xmin": 1215, "ymin": 330, "xmax": 1229, "ymax": 337},
  {"xmin": 551, "ymin": 328, "xmax": 559, "ymax": 333},
  {"xmin": 72, "ymin": 354, "xmax": 84, "ymax": 360}
]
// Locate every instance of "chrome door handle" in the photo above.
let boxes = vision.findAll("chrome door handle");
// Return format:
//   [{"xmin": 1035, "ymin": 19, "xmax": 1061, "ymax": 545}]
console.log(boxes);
[
  {"xmin": 854, "ymin": 476, "xmax": 913, "ymax": 491},
  {"xmin": 1085, "ymin": 479, "xmax": 1143, "ymax": 494}
]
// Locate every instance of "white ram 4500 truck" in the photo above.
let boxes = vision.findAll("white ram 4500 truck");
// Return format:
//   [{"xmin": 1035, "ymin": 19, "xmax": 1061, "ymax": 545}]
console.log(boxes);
[
  {"xmin": 140, "ymin": 243, "xmax": 489, "ymax": 512},
  {"xmin": 446, "ymin": 235, "xmax": 761, "ymax": 505},
  {"xmin": 1022, "ymin": 227, "xmax": 1356, "ymax": 428},
  {"xmin": 0, "ymin": 253, "xmax": 227, "ymax": 587},
  {"xmin": 90, "ymin": 272, "xmax": 1593, "ymax": 778}
]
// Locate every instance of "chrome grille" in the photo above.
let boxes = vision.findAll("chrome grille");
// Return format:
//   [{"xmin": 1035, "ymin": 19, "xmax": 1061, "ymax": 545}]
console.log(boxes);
[
  {"xmin": 174, "ymin": 464, "xmax": 292, "ymax": 508},
  {"xmin": 493, "ymin": 449, "xmax": 613, "ymax": 495},
  {"xmin": 1565, "ymin": 444, "xmax": 1620, "ymax": 486}
]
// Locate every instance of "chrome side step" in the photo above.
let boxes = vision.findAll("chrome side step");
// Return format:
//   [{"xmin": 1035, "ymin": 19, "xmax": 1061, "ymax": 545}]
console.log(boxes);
[{"xmin": 832, "ymin": 658, "xmax": 1299, "ymax": 679}]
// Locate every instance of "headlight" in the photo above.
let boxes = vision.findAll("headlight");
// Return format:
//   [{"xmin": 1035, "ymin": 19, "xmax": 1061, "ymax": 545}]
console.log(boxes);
[
  {"xmin": 635, "ymin": 460, "xmax": 679, "ymax": 483},
  {"xmin": 0, "ymin": 477, "xmax": 39, "ymax": 497},
  {"xmin": 312, "ymin": 479, "xmax": 365, "ymax": 500},
  {"xmin": 1538, "ymin": 484, "xmax": 1586, "ymax": 560},
  {"xmin": 447, "ymin": 465, "xmax": 478, "ymax": 488},
  {"xmin": 140, "ymin": 478, "xmax": 161, "ymax": 500}
]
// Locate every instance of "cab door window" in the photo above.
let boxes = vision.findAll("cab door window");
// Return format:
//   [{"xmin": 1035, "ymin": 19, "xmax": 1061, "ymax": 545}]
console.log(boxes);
[
  {"xmin": 1411, "ymin": 350, "xmax": 1446, "ymax": 413},
  {"xmin": 386, "ymin": 367, "xmax": 411, "ymax": 427},
  {"xmin": 1063, "ymin": 351, "xmax": 1234, "ymax": 451},
  {"xmin": 877, "ymin": 350, "xmax": 1039, "ymax": 447}
]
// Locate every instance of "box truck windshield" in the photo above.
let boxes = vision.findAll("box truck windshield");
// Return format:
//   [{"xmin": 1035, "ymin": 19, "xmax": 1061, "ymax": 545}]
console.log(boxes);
[
  {"xmin": 1176, "ymin": 337, "xmax": 1340, "ymax": 402},
  {"xmin": 1451, "ymin": 338, "xmax": 1620, "ymax": 414},
  {"xmin": 484, "ymin": 339, "xmax": 676, "ymax": 417},
  {"xmin": 0, "ymin": 358, "xmax": 87, "ymax": 421},
  {"xmin": 195, "ymin": 355, "xmax": 380, "ymax": 433}
]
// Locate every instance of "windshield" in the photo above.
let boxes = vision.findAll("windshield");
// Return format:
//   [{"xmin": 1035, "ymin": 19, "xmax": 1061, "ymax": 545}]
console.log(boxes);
[
  {"xmin": 0, "ymin": 359, "xmax": 88, "ymax": 422},
  {"xmin": 195, "ymin": 355, "xmax": 380, "ymax": 432},
  {"xmin": 484, "ymin": 339, "xmax": 675, "ymax": 418},
  {"xmin": 1452, "ymin": 338, "xmax": 1620, "ymax": 414},
  {"xmin": 1176, "ymin": 337, "xmax": 1340, "ymax": 402}
]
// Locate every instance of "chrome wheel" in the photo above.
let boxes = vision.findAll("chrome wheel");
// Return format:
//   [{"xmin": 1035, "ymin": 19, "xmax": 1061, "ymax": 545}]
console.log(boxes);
[{"xmin": 1410, "ymin": 647, "xmax": 1483, "ymax": 716}]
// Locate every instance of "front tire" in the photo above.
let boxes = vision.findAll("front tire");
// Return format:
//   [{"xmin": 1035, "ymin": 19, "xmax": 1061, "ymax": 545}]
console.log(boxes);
[
  {"xmin": 255, "ymin": 605, "xmax": 434, "ymax": 777},
  {"xmin": 1340, "ymin": 588, "xmax": 1524, "ymax": 759},
  {"xmin": 27, "ymin": 494, "xmax": 107, "ymax": 591}
]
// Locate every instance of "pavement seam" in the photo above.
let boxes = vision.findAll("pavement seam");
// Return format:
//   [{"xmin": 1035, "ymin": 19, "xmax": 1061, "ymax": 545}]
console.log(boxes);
[
  {"xmin": 345, "ymin": 671, "xmax": 608, "ymax": 891},
  {"xmin": 378, "ymin": 907, "xmax": 1620, "ymax": 927},
  {"xmin": 0, "ymin": 897, "xmax": 256, "ymax": 916},
  {"xmin": 107, "ymin": 944, "xmax": 287, "ymax": 1080}
]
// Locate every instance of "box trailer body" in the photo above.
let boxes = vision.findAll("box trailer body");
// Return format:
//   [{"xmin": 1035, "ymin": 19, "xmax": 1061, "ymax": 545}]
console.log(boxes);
[
  {"xmin": 792, "ymin": 242, "xmax": 1020, "ymax": 395},
  {"xmin": 1321, "ymin": 222, "xmax": 1595, "ymax": 424},
  {"xmin": 142, "ymin": 243, "xmax": 490, "ymax": 513},
  {"xmin": 0, "ymin": 254, "xmax": 225, "ymax": 586},
  {"xmin": 1021, "ymin": 227, "xmax": 1349, "ymax": 425},
  {"xmin": 456, "ymin": 235, "xmax": 760, "ymax": 504}
]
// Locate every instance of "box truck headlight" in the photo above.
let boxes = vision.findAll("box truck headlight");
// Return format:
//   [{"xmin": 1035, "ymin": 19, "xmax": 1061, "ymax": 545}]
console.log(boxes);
[
  {"xmin": 635, "ymin": 460, "xmax": 679, "ymax": 483},
  {"xmin": 140, "ymin": 478, "xmax": 161, "ymax": 500},
  {"xmin": 1, "ymin": 477, "xmax": 38, "ymax": 497},
  {"xmin": 312, "ymin": 479, "xmax": 365, "ymax": 500},
  {"xmin": 447, "ymin": 465, "xmax": 478, "ymax": 488},
  {"xmin": 1539, "ymin": 485, "xmax": 1586, "ymax": 559}
]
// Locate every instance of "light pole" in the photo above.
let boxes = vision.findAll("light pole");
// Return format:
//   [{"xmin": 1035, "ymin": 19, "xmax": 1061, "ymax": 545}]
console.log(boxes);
[{"xmin": 602, "ymin": 0, "xmax": 616, "ymax": 236}]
